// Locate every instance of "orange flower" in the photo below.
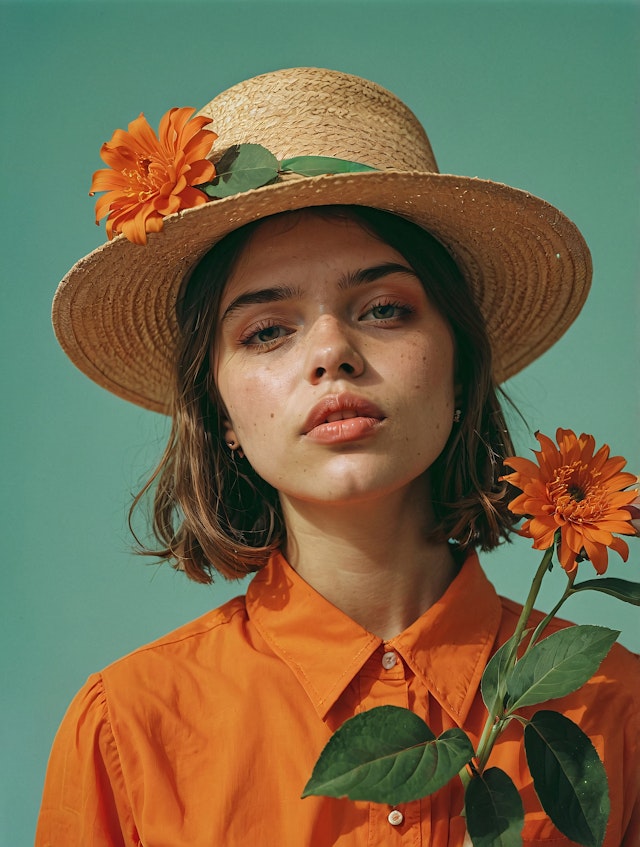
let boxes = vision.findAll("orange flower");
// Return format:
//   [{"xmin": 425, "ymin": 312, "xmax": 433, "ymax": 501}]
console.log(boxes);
[
  {"xmin": 502, "ymin": 429, "xmax": 638, "ymax": 573},
  {"xmin": 90, "ymin": 107, "xmax": 217, "ymax": 245}
]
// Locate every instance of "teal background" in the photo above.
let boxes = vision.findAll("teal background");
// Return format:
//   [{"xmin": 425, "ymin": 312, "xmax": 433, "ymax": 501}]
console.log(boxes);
[{"xmin": 1, "ymin": 1, "xmax": 638, "ymax": 843}]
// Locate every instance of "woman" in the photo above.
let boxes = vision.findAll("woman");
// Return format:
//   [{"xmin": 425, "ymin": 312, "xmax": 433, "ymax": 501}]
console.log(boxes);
[{"xmin": 36, "ymin": 68, "xmax": 638, "ymax": 846}]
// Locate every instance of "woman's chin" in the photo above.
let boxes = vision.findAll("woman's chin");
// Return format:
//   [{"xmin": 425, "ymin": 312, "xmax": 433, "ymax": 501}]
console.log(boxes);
[{"xmin": 279, "ymin": 468, "xmax": 431, "ymax": 511}]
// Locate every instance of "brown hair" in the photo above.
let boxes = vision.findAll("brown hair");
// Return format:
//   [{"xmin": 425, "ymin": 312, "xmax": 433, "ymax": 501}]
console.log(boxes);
[{"xmin": 131, "ymin": 206, "xmax": 518, "ymax": 582}]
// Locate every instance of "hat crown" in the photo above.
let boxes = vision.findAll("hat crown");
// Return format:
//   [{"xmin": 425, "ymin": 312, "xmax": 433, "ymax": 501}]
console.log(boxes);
[{"xmin": 198, "ymin": 67, "xmax": 438, "ymax": 173}]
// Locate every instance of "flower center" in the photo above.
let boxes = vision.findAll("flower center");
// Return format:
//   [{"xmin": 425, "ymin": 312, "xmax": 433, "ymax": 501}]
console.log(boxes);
[
  {"xmin": 567, "ymin": 485, "xmax": 585, "ymax": 502},
  {"xmin": 120, "ymin": 154, "xmax": 171, "ymax": 202},
  {"xmin": 546, "ymin": 460, "xmax": 606, "ymax": 523}
]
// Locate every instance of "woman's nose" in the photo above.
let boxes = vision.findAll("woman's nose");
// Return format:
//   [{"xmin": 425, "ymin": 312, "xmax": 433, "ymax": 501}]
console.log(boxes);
[{"xmin": 304, "ymin": 315, "xmax": 364, "ymax": 383}]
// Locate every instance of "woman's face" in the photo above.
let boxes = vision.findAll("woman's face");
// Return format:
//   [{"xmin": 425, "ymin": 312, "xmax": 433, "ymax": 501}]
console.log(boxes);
[{"xmin": 214, "ymin": 211, "xmax": 456, "ymax": 510}]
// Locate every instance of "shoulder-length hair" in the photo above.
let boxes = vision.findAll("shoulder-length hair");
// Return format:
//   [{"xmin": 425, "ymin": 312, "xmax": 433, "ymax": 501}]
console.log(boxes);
[{"xmin": 131, "ymin": 205, "xmax": 518, "ymax": 582}]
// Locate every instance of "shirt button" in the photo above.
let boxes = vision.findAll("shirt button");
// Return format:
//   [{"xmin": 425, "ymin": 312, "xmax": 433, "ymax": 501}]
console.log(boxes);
[
  {"xmin": 382, "ymin": 651, "xmax": 397, "ymax": 670},
  {"xmin": 388, "ymin": 809, "xmax": 404, "ymax": 826}
]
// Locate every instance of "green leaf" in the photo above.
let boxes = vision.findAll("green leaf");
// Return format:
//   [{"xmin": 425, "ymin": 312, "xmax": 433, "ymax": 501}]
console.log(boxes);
[
  {"xmin": 524, "ymin": 711, "xmax": 609, "ymax": 847},
  {"xmin": 280, "ymin": 155, "xmax": 377, "ymax": 176},
  {"xmin": 204, "ymin": 144, "xmax": 278, "ymax": 198},
  {"xmin": 302, "ymin": 705, "xmax": 474, "ymax": 805},
  {"xmin": 465, "ymin": 767, "xmax": 524, "ymax": 847},
  {"xmin": 505, "ymin": 626, "xmax": 619, "ymax": 712},
  {"xmin": 570, "ymin": 577, "xmax": 640, "ymax": 606},
  {"xmin": 481, "ymin": 632, "xmax": 523, "ymax": 713}
]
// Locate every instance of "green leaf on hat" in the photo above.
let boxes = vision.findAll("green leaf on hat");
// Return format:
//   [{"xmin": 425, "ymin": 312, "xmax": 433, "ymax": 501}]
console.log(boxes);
[
  {"xmin": 569, "ymin": 577, "xmax": 640, "ymax": 605},
  {"xmin": 301, "ymin": 704, "xmax": 474, "ymax": 805},
  {"xmin": 280, "ymin": 155, "xmax": 377, "ymax": 176},
  {"xmin": 464, "ymin": 767, "xmax": 524, "ymax": 847},
  {"xmin": 524, "ymin": 711, "xmax": 609, "ymax": 847},
  {"xmin": 204, "ymin": 144, "xmax": 279, "ymax": 199},
  {"xmin": 505, "ymin": 625, "xmax": 618, "ymax": 712}
]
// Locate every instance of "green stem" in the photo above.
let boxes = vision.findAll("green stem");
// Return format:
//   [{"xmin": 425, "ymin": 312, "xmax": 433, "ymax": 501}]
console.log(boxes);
[
  {"xmin": 511, "ymin": 543, "xmax": 556, "ymax": 652},
  {"xmin": 525, "ymin": 570, "xmax": 576, "ymax": 653},
  {"xmin": 476, "ymin": 720, "xmax": 504, "ymax": 772},
  {"xmin": 471, "ymin": 543, "xmax": 555, "ymax": 774},
  {"xmin": 459, "ymin": 765, "xmax": 472, "ymax": 790}
]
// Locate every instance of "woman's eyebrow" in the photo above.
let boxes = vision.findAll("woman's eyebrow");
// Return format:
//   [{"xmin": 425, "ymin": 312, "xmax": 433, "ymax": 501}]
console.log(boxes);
[
  {"xmin": 338, "ymin": 262, "xmax": 418, "ymax": 289},
  {"xmin": 221, "ymin": 284, "xmax": 303, "ymax": 322},
  {"xmin": 221, "ymin": 263, "xmax": 418, "ymax": 322}
]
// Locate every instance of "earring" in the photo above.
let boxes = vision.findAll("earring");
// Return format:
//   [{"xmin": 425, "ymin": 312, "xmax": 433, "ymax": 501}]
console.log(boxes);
[
  {"xmin": 453, "ymin": 408, "xmax": 462, "ymax": 424},
  {"xmin": 226, "ymin": 439, "xmax": 245, "ymax": 459}
]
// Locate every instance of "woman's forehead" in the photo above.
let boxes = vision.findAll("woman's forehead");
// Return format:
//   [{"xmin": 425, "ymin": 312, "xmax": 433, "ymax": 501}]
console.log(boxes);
[{"xmin": 220, "ymin": 208, "xmax": 409, "ymax": 298}]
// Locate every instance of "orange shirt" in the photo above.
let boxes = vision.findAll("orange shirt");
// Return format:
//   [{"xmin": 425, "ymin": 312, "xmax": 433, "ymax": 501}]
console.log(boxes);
[{"xmin": 36, "ymin": 552, "xmax": 639, "ymax": 847}]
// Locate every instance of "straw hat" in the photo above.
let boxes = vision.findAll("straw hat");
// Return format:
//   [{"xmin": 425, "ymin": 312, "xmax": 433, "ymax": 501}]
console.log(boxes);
[{"xmin": 52, "ymin": 67, "xmax": 591, "ymax": 414}]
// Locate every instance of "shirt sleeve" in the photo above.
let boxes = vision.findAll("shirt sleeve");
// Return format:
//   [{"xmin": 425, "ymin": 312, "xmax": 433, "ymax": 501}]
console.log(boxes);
[{"xmin": 35, "ymin": 674, "xmax": 138, "ymax": 847}]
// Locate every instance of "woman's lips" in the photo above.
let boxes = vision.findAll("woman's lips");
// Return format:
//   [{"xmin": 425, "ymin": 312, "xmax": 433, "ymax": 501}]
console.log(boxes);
[
  {"xmin": 302, "ymin": 394, "xmax": 386, "ymax": 444},
  {"xmin": 305, "ymin": 416, "xmax": 383, "ymax": 444}
]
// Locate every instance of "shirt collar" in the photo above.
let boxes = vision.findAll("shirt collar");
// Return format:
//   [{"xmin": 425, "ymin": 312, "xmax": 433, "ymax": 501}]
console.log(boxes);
[
  {"xmin": 246, "ymin": 550, "xmax": 502, "ymax": 724},
  {"xmin": 246, "ymin": 552, "xmax": 380, "ymax": 719},
  {"xmin": 389, "ymin": 552, "xmax": 502, "ymax": 723}
]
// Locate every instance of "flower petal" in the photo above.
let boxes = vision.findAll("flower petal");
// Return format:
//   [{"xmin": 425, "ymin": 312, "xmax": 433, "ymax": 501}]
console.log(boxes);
[{"xmin": 91, "ymin": 106, "xmax": 217, "ymax": 244}]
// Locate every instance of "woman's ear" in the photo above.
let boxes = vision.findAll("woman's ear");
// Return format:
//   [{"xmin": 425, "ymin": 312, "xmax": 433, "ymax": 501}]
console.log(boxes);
[{"xmin": 223, "ymin": 418, "xmax": 238, "ymax": 445}]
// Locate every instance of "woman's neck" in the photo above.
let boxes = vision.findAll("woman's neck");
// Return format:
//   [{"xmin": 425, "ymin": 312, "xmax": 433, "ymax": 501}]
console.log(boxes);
[{"xmin": 280, "ymin": 483, "xmax": 459, "ymax": 640}]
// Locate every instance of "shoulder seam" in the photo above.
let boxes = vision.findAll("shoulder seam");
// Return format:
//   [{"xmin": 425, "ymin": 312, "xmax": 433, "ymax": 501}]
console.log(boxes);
[{"xmin": 103, "ymin": 596, "xmax": 247, "ymax": 669}]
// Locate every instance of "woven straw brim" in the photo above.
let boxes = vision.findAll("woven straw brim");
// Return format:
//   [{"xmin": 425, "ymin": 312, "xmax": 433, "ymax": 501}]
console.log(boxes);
[{"xmin": 53, "ymin": 168, "xmax": 591, "ymax": 414}]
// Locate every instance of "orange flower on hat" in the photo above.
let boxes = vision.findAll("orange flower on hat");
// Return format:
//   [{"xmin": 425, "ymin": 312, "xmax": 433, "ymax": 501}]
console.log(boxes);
[
  {"xmin": 90, "ymin": 107, "xmax": 217, "ymax": 245},
  {"xmin": 502, "ymin": 429, "xmax": 638, "ymax": 574}
]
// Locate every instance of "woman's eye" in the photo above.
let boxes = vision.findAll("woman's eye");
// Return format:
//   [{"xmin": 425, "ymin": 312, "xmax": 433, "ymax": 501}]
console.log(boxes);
[
  {"xmin": 241, "ymin": 324, "xmax": 292, "ymax": 346},
  {"xmin": 362, "ymin": 302, "xmax": 412, "ymax": 321}
]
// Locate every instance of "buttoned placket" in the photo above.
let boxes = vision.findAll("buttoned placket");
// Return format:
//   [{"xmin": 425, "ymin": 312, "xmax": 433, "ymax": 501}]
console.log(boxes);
[{"xmin": 356, "ymin": 643, "xmax": 426, "ymax": 845}]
